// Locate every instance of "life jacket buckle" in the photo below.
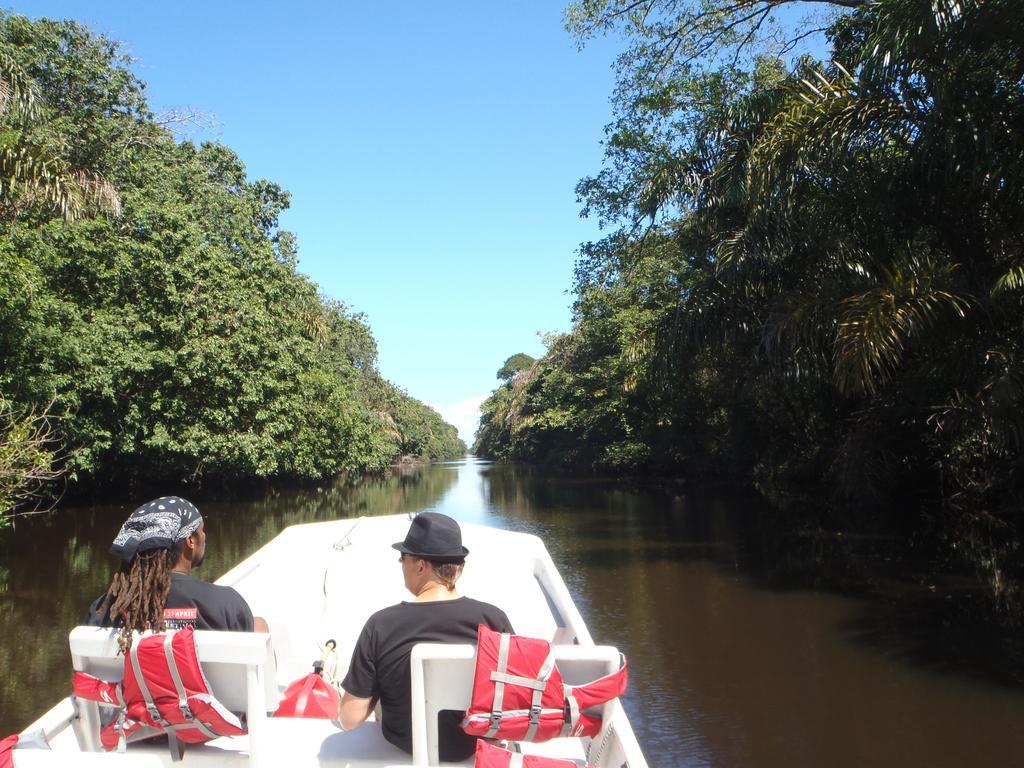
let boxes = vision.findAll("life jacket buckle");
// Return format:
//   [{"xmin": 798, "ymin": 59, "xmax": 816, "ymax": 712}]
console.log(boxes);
[
  {"xmin": 146, "ymin": 703, "xmax": 166, "ymax": 727},
  {"xmin": 179, "ymin": 703, "xmax": 194, "ymax": 722},
  {"xmin": 528, "ymin": 704, "xmax": 542, "ymax": 725}
]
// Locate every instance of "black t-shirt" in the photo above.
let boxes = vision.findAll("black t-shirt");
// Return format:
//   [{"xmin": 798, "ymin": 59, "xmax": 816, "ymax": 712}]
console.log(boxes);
[
  {"xmin": 86, "ymin": 572, "xmax": 255, "ymax": 632},
  {"xmin": 342, "ymin": 597, "xmax": 513, "ymax": 761}
]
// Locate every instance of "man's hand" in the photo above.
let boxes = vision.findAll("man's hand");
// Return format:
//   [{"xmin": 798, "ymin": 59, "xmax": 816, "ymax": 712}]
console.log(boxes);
[{"xmin": 339, "ymin": 692, "xmax": 377, "ymax": 731}]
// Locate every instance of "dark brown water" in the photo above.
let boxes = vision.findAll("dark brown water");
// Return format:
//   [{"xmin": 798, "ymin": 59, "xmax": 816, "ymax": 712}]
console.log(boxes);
[{"xmin": 2, "ymin": 457, "xmax": 1023, "ymax": 766}]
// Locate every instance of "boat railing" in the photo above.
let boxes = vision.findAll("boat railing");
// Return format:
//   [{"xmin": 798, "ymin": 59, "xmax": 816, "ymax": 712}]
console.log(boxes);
[{"xmin": 531, "ymin": 551, "xmax": 593, "ymax": 646}]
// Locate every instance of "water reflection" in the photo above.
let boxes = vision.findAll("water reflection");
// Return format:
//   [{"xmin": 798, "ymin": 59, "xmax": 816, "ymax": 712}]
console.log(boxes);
[
  {"xmin": 2, "ymin": 458, "xmax": 1023, "ymax": 767},
  {"xmin": 473, "ymin": 460, "xmax": 1024, "ymax": 768}
]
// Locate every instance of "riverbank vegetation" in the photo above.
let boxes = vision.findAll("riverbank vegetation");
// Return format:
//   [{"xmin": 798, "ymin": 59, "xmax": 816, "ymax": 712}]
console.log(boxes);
[
  {"xmin": 476, "ymin": 0, "xmax": 1024, "ymax": 617},
  {"xmin": 0, "ymin": 14, "xmax": 463, "ymax": 524}
]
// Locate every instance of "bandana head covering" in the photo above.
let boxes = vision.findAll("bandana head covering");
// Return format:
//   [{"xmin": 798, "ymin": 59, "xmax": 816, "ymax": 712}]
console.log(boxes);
[{"xmin": 110, "ymin": 496, "xmax": 203, "ymax": 562}]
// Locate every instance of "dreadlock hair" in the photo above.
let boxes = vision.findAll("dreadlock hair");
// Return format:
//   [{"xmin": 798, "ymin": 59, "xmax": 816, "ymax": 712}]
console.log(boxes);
[{"xmin": 99, "ymin": 547, "xmax": 179, "ymax": 652}]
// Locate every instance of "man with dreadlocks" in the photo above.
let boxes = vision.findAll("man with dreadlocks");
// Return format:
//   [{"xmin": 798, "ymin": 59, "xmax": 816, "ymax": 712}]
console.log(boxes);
[{"xmin": 86, "ymin": 496, "xmax": 266, "ymax": 649}]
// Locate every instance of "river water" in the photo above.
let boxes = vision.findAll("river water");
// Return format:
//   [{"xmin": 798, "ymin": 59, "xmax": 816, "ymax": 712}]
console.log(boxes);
[{"xmin": 1, "ymin": 457, "xmax": 1022, "ymax": 766}]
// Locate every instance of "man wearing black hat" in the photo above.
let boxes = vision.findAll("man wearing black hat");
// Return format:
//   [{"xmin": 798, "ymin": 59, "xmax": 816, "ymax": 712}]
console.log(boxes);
[
  {"xmin": 338, "ymin": 512, "xmax": 513, "ymax": 762},
  {"xmin": 86, "ymin": 496, "xmax": 266, "ymax": 650}
]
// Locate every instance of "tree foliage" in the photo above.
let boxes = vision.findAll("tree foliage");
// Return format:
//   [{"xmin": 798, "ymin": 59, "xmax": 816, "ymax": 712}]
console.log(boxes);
[
  {"xmin": 0, "ymin": 14, "xmax": 463, "ymax": 520},
  {"xmin": 481, "ymin": 0, "xmax": 1024, "ymax": 614},
  {"xmin": 0, "ymin": 397, "xmax": 62, "ymax": 521},
  {"xmin": 496, "ymin": 353, "xmax": 536, "ymax": 382},
  {"xmin": 0, "ymin": 45, "xmax": 119, "ymax": 222}
]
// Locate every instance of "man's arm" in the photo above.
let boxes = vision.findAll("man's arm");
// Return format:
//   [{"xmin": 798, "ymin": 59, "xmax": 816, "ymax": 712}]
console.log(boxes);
[
  {"xmin": 338, "ymin": 692, "xmax": 377, "ymax": 731},
  {"xmin": 338, "ymin": 614, "xmax": 378, "ymax": 731}
]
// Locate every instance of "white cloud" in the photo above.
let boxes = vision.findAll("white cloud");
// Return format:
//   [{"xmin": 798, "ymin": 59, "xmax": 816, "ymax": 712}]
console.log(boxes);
[{"xmin": 432, "ymin": 393, "xmax": 489, "ymax": 447}]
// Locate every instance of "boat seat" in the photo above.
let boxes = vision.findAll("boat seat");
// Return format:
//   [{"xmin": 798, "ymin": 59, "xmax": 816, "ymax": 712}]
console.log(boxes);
[
  {"xmin": 68, "ymin": 626, "xmax": 279, "ymax": 767},
  {"xmin": 7, "ymin": 752, "xmax": 165, "ymax": 767},
  {"xmin": 409, "ymin": 643, "xmax": 623, "ymax": 767}
]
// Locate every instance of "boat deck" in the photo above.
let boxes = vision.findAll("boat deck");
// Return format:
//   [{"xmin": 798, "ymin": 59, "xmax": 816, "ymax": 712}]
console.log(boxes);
[
  {"xmin": 20, "ymin": 515, "xmax": 645, "ymax": 768},
  {"xmin": 230, "ymin": 515, "xmax": 586, "ymax": 687}
]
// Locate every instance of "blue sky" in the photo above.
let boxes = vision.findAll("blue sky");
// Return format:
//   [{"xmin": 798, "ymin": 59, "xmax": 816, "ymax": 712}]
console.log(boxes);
[{"xmin": 21, "ymin": 1, "xmax": 624, "ymax": 442}]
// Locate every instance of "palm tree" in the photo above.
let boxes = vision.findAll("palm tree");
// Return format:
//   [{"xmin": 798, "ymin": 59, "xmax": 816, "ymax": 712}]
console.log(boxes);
[
  {"xmin": 667, "ymin": 0, "xmax": 1024, "ymax": 602},
  {"xmin": 0, "ymin": 51, "xmax": 120, "ymax": 221}
]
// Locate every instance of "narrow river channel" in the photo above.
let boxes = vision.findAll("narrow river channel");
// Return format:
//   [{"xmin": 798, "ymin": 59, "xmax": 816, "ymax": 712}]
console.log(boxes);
[{"xmin": 2, "ymin": 457, "xmax": 1023, "ymax": 765}]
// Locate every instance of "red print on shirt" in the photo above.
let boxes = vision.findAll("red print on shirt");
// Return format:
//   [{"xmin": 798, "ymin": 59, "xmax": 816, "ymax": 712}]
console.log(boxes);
[{"xmin": 163, "ymin": 607, "xmax": 199, "ymax": 621}]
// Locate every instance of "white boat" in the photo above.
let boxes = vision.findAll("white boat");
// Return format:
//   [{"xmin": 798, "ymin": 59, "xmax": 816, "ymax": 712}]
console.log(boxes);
[{"xmin": 14, "ymin": 514, "xmax": 649, "ymax": 767}]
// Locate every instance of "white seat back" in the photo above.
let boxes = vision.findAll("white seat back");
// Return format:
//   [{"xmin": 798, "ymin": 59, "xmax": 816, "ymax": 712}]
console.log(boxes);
[
  {"xmin": 68, "ymin": 626, "xmax": 277, "ymax": 767},
  {"xmin": 409, "ymin": 643, "xmax": 624, "ymax": 768},
  {"xmin": 409, "ymin": 644, "xmax": 475, "ymax": 766}
]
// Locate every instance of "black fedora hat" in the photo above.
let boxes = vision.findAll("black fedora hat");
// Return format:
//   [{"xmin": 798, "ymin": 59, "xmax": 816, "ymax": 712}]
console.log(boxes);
[{"xmin": 392, "ymin": 512, "xmax": 469, "ymax": 563}]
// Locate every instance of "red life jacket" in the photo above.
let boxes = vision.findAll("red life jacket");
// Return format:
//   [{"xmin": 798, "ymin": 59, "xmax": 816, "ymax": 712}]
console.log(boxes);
[
  {"xmin": 0, "ymin": 733, "xmax": 18, "ymax": 768},
  {"xmin": 474, "ymin": 739, "xmax": 591, "ymax": 767},
  {"xmin": 71, "ymin": 626, "xmax": 246, "ymax": 751},
  {"xmin": 462, "ymin": 625, "xmax": 628, "ymax": 743}
]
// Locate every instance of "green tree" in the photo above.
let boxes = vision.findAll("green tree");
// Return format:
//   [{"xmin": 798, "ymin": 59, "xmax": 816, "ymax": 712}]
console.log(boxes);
[
  {"xmin": 496, "ymin": 353, "xmax": 536, "ymax": 382},
  {"xmin": 0, "ymin": 49, "xmax": 119, "ymax": 223},
  {"xmin": 0, "ymin": 397, "xmax": 62, "ymax": 524},
  {"xmin": 482, "ymin": 0, "xmax": 1024, "ymax": 614},
  {"xmin": 0, "ymin": 13, "xmax": 464, "ymax": 520}
]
